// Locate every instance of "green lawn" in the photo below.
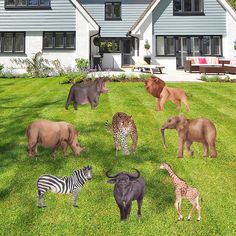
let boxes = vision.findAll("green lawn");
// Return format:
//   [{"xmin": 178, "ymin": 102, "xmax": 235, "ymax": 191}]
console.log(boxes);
[{"xmin": 0, "ymin": 78, "xmax": 235, "ymax": 236}]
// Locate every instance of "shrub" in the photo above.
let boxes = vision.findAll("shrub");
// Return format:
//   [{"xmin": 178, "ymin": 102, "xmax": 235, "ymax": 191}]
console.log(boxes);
[
  {"xmin": 75, "ymin": 58, "xmax": 89, "ymax": 71},
  {"xmin": 60, "ymin": 71, "xmax": 88, "ymax": 84},
  {"xmin": 0, "ymin": 64, "xmax": 4, "ymax": 73},
  {"xmin": 51, "ymin": 59, "xmax": 66, "ymax": 76},
  {"xmin": 200, "ymin": 75, "xmax": 221, "ymax": 82},
  {"xmin": 11, "ymin": 51, "xmax": 52, "ymax": 78}
]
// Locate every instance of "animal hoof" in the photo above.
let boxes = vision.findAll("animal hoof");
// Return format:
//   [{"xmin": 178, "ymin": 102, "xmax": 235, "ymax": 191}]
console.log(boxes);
[{"xmin": 73, "ymin": 205, "xmax": 78, "ymax": 208}]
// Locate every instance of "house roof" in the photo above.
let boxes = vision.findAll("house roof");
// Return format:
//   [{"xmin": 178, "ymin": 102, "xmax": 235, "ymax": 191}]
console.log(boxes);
[
  {"xmin": 71, "ymin": 0, "xmax": 100, "ymax": 31},
  {"xmin": 130, "ymin": 0, "xmax": 236, "ymax": 35}
]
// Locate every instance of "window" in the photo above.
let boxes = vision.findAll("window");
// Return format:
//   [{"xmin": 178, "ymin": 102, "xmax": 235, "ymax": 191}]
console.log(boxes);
[
  {"xmin": 43, "ymin": 32, "xmax": 75, "ymax": 50},
  {"xmin": 5, "ymin": 0, "xmax": 50, "ymax": 8},
  {"xmin": 99, "ymin": 38, "xmax": 121, "ymax": 53},
  {"xmin": 173, "ymin": 0, "xmax": 204, "ymax": 15},
  {"xmin": 156, "ymin": 36, "xmax": 175, "ymax": 56},
  {"xmin": 156, "ymin": 35, "xmax": 222, "ymax": 56},
  {"xmin": 105, "ymin": 2, "xmax": 121, "ymax": 20},
  {"xmin": 0, "ymin": 32, "xmax": 25, "ymax": 53}
]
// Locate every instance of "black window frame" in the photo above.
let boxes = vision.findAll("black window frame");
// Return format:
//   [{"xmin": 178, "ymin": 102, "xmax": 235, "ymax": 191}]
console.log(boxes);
[
  {"xmin": 105, "ymin": 2, "xmax": 122, "ymax": 21},
  {"xmin": 99, "ymin": 38, "xmax": 121, "ymax": 53},
  {"xmin": 43, "ymin": 32, "xmax": 76, "ymax": 50},
  {"xmin": 0, "ymin": 32, "xmax": 25, "ymax": 54},
  {"xmin": 5, "ymin": 0, "xmax": 51, "ymax": 10},
  {"xmin": 173, "ymin": 0, "xmax": 205, "ymax": 16},
  {"xmin": 155, "ymin": 35, "xmax": 222, "ymax": 57}
]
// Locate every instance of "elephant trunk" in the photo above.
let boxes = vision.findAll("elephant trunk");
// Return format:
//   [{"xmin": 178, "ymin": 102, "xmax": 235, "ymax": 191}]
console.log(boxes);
[{"xmin": 160, "ymin": 128, "xmax": 167, "ymax": 148}]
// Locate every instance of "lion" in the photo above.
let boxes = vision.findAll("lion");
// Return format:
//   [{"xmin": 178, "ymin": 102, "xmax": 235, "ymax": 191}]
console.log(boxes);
[{"xmin": 144, "ymin": 77, "xmax": 190, "ymax": 112}]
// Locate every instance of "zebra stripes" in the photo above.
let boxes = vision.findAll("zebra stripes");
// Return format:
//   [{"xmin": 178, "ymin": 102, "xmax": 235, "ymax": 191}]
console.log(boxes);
[{"xmin": 36, "ymin": 166, "xmax": 92, "ymax": 208}]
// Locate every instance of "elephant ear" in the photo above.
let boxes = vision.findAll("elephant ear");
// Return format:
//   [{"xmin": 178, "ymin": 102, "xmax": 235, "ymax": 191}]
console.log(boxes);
[
  {"xmin": 68, "ymin": 125, "xmax": 78, "ymax": 144},
  {"xmin": 177, "ymin": 115, "xmax": 188, "ymax": 130}
]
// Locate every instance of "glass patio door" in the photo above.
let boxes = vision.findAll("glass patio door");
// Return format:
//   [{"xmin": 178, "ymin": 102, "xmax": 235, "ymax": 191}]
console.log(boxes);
[
  {"xmin": 176, "ymin": 37, "xmax": 188, "ymax": 69},
  {"xmin": 190, "ymin": 37, "xmax": 201, "ymax": 56},
  {"xmin": 122, "ymin": 38, "xmax": 133, "ymax": 66}
]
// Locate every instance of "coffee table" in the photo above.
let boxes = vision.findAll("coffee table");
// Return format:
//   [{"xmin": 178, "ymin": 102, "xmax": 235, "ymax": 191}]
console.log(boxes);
[{"xmin": 199, "ymin": 65, "xmax": 225, "ymax": 75}]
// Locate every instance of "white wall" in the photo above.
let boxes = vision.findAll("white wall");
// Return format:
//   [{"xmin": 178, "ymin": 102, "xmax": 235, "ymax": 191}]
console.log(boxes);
[
  {"xmin": 0, "ymin": 32, "xmax": 77, "ymax": 72},
  {"xmin": 224, "ymin": 11, "xmax": 236, "ymax": 58},
  {"xmin": 102, "ymin": 53, "xmax": 121, "ymax": 69}
]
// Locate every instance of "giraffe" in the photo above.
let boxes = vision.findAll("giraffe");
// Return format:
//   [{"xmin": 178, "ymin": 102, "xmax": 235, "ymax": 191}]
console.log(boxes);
[{"xmin": 160, "ymin": 163, "xmax": 201, "ymax": 221}]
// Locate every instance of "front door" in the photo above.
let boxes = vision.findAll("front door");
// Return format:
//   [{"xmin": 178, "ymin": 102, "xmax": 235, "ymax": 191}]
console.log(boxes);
[
  {"xmin": 176, "ymin": 37, "xmax": 188, "ymax": 69},
  {"xmin": 122, "ymin": 38, "xmax": 133, "ymax": 66}
]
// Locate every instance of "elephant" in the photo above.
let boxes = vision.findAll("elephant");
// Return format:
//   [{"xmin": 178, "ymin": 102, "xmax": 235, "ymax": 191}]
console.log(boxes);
[{"xmin": 160, "ymin": 115, "xmax": 217, "ymax": 158}]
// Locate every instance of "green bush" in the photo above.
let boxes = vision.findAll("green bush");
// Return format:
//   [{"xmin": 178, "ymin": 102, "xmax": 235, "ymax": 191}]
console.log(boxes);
[
  {"xmin": 0, "ymin": 64, "xmax": 4, "ymax": 73},
  {"xmin": 60, "ymin": 71, "xmax": 88, "ymax": 84},
  {"xmin": 11, "ymin": 51, "xmax": 52, "ymax": 78},
  {"xmin": 75, "ymin": 58, "xmax": 89, "ymax": 71},
  {"xmin": 200, "ymin": 75, "xmax": 221, "ymax": 82}
]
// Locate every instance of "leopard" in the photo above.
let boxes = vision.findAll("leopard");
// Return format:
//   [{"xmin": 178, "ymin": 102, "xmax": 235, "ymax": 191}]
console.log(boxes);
[{"xmin": 106, "ymin": 112, "xmax": 138, "ymax": 156}]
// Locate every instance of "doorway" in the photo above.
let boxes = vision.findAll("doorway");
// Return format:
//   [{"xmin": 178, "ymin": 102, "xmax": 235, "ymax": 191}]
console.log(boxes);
[{"xmin": 122, "ymin": 38, "xmax": 134, "ymax": 66}]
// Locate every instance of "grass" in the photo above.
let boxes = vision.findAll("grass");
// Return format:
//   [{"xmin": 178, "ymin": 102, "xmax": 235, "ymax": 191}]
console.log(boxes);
[{"xmin": 0, "ymin": 78, "xmax": 235, "ymax": 236}]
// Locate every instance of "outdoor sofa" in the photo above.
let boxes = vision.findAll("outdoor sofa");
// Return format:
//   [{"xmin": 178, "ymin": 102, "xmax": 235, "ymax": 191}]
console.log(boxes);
[
  {"xmin": 184, "ymin": 56, "xmax": 221, "ymax": 73},
  {"xmin": 223, "ymin": 57, "xmax": 236, "ymax": 74}
]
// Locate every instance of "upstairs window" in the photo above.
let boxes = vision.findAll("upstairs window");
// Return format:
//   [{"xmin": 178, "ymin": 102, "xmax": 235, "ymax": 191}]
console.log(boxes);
[
  {"xmin": 5, "ymin": 0, "xmax": 50, "ymax": 9},
  {"xmin": 173, "ymin": 0, "xmax": 204, "ymax": 15},
  {"xmin": 0, "ymin": 32, "xmax": 25, "ymax": 53},
  {"xmin": 105, "ymin": 2, "xmax": 121, "ymax": 20},
  {"xmin": 43, "ymin": 32, "xmax": 76, "ymax": 50}
]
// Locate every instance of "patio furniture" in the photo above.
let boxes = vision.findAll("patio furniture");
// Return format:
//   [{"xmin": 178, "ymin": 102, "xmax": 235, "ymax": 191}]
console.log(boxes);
[
  {"xmin": 132, "ymin": 56, "xmax": 165, "ymax": 74},
  {"xmin": 199, "ymin": 65, "xmax": 225, "ymax": 74},
  {"xmin": 223, "ymin": 57, "xmax": 236, "ymax": 74},
  {"xmin": 184, "ymin": 57, "xmax": 221, "ymax": 73}
]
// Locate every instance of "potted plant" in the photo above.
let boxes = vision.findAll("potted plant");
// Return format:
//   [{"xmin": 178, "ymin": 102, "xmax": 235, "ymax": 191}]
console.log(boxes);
[
  {"xmin": 144, "ymin": 40, "xmax": 150, "ymax": 50},
  {"xmin": 93, "ymin": 37, "xmax": 101, "ymax": 47}
]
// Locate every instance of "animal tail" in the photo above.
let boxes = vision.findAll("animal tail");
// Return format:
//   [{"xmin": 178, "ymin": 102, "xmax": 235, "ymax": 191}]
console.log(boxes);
[
  {"xmin": 105, "ymin": 120, "xmax": 112, "ymax": 133},
  {"xmin": 182, "ymin": 93, "xmax": 190, "ymax": 112},
  {"xmin": 65, "ymin": 86, "xmax": 74, "ymax": 110}
]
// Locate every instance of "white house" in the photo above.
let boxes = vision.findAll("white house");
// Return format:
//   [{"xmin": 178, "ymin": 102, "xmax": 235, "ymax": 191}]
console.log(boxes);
[{"xmin": 0, "ymin": 0, "xmax": 236, "ymax": 71}]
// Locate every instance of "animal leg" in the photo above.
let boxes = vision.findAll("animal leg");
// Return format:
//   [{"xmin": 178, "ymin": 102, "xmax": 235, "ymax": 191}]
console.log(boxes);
[
  {"xmin": 178, "ymin": 138, "xmax": 185, "ymax": 158},
  {"xmin": 209, "ymin": 142, "xmax": 217, "ymax": 158},
  {"xmin": 27, "ymin": 140, "xmax": 38, "ymax": 158},
  {"xmin": 61, "ymin": 141, "xmax": 68, "ymax": 157},
  {"xmin": 124, "ymin": 202, "xmax": 132, "ymax": 220},
  {"xmin": 174, "ymin": 99, "xmax": 181, "ymax": 110},
  {"xmin": 51, "ymin": 148, "xmax": 57, "ymax": 160},
  {"xmin": 137, "ymin": 197, "xmax": 143, "ymax": 218},
  {"xmin": 130, "ymin": 132, "xmax": 138, "ymax": 154},
  {"xmin": 156, "ymin": 98, "xmax": 161, "ymax": 111},
  {"xmin": 73, "ymin": 102, "xmax": 78, "ymax": 111},
  {"xmin": 37, "ymin": 191, "xmax": 46, "ymax": 208},
  {"xmin": 113, "ymin": 133, "xmax": 121, "ymax": 156},
  {"xmin": 121, "ymin": 135, "xmax": 130, "ymax": 155},
  {"xmin": 186, "ymin": 140, "xmax": 194, "ymax": 156},
  {"xmin": 196, "ymin": 197, "xmax": 201, "ymax": 221},
  {"xmin": 175, "ymin": 199, "xmax": 183, "ymax": 221},
  {"xmin": 182, "ymin": 97, "xmax": 190, "ymax": 112},
  {"xmin": 203, "ymin": 143, "xmax": 209, "ymax": 157},
  {"xmin": 187, "ymin": 203, "xmax": 197, "ymax": 221},
  {"xmin": 117, "ymin": 204, "xmax": 125, "ymax": 222},
  {"xmin": 159, "ymin": 90, "xmax": 169, "ymax": 111},
  {"xmin": 72, "ymin": 189, "xmax": 80, "ymax": 207}
]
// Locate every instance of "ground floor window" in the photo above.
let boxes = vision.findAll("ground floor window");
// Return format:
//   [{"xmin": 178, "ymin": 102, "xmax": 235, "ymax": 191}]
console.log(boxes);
[
  {"xmin": 43, "ymin": 32, "xmax": 75, "ymax": 50},
  {"xmin": 156, "ymin": 35, "xmax": 222, "ymax": 57},
  {"xmin": 0, "ymin": 32, "xmax": 25, "ymax": 53},
  {"xmin": 99, "ymin": 38, "xmax": 121, "ymax": 53}
]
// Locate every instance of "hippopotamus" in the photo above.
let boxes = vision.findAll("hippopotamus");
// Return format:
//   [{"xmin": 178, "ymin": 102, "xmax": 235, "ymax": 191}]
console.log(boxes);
[
  {"xmin": 65, "ymin": 78, "xmax": 108, "ymax": 110},
  {"xmin": 26, "ymin": 120, "xmax": 84, "ymax": 159}
]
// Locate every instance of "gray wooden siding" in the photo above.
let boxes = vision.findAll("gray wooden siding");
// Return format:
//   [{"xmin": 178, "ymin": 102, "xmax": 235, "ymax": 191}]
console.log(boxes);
[
  {"xmin": 80, "ymin": 0, "xmax": 151, "ymax": 37},
  {"xmin": 0, "ymin": 0, "xmax": 76, "ymax": 31},
  {"xmin": 153, "ymin": 0, "xmax": 226, "ymax": 35}
]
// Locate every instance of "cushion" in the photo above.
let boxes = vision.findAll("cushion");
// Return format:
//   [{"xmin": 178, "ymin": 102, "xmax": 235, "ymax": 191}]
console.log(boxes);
[
  {"xmin": 230, "ymin": 57, "xmax": 236, "ymax": 65},
  {"xmin": 198, "ymin": 57, "xmax": 207, "ymax": 64},
  {"xmin": 225, "ymin": 64, "xmax": 236, "ymax": 68}
]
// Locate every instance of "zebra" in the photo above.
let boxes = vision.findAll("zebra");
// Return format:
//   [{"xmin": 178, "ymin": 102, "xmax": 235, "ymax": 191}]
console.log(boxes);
[{"xmin": 36, "ymin": 166, "xmax": 93, "ymax": 208}]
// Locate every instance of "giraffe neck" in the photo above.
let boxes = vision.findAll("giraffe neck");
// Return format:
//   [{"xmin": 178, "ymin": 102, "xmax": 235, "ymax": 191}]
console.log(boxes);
[{"xmin": 166, "ymin": 167, "xmax": 183, "ymax": 186}]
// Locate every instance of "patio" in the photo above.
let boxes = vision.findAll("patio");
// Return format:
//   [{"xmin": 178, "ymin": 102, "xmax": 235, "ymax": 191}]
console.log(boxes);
[{"xmin": 89, "ymin": 68, "xmax": 236, "ymax": 82}]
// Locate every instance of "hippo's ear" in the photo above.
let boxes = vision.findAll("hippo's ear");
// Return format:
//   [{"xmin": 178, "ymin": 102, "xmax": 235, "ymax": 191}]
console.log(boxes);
[{"xmin": 107, "ymin": 179, "xmax": 116, "ymax": 184}]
